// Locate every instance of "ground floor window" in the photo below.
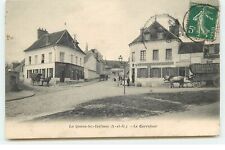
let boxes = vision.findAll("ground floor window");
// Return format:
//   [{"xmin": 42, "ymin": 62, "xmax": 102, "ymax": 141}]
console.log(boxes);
[
  {"xmin": 49, "ymin": 68, "xmax": 53, "ymax": 77},
  {"xmin": 42, "ymin": 69, "xmax": 46, "ymax": 78},
  {"xmin": 137, "ymin": 68, "xmax": 148, "ymax": 78},
  {"xmin": 162, "ymin": 67, "xmax": 178, "ymax": 77},
  {"xmin": 27, "ymin": 70, "xmax": 32, "ymax": 78},
  {"xmin": 150, "ymin": 68, "xmax": 161, "ymax": 78},
  {"xmin": 162, "ymin": 67, "xmax": 189, "ymax": 77}
]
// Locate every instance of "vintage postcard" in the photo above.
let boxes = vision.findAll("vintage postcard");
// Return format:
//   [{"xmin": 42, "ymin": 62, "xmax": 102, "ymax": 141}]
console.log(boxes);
[{"xmin": 5, "ymin": 0, "xmax": 220, "ymax": 139}]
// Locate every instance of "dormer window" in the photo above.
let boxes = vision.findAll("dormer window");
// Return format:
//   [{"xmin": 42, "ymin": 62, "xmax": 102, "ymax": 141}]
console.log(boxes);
[{"xmin": 157, "ymin": 32, "xmax": 164, "ymax": 39}]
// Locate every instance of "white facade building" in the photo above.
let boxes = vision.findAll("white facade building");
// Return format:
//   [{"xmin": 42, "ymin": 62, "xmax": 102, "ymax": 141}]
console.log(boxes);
[
  {"xmin": 129, "ymin": 21, "xmax": 219, "ymax": 87},
  {"xmin": 24, "ymin": 29, "xmax": 86, "ymax": 84},
  {"xmin": 84, "ymin": 49, "xmax": 104, "ymax": 80}
]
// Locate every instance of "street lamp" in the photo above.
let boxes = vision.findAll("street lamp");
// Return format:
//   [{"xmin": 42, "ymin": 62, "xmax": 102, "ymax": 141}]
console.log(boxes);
[{"xmin": 118, "ymin": 55, "xmax": 126, "ymax": 95}]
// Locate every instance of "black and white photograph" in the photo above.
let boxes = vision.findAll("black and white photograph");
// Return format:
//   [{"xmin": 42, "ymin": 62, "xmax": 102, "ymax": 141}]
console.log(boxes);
[{"xmin": 5, "ymin": 0, "xmax": 220, "ymax": 139}]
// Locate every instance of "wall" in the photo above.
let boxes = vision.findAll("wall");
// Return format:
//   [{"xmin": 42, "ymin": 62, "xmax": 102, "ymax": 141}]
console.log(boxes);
[
  {"xmin": 24, "ymin": 46, "xmax": 55, "ymax": 83},
  {"xmin": 24, "ymin": 45, "xmax": 85, "ymax": 83},
  {"xmin": 84, "ymin": 55, "xmax": 97, "ymax": 72},
  {"xmin": 129, "ymin": 40, "xmax": 180, "ymax": 82},
  {"xmin": 176, "ymin": 53, "xmax": 203, "ymax": 67},
  {"xmin": 55, "ymin": 45, "xmax": 85, "ymax": 67},
  {"xmin": 84, "ymin": 69, "xmax": 99, "ymax": 80},
  {"xmin": 130, "ymin": 40, "xmax": 180, "ymax": 64}
]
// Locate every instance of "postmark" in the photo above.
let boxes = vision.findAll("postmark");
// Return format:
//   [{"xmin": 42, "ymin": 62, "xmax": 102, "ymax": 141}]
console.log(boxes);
[{"xmin": 185, "ymin": 3, "xmax": 219, "ymax": 41}]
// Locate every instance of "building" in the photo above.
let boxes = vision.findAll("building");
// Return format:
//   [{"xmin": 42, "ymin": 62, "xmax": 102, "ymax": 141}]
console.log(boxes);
[
  {"xmin": 24, "ymin": 28, "xmax": 86, "ymax": 84},
  {"xmin": 84, "ymin": 49, "xmax": 105, "ymax": 80},
  {"xmin": 13, "ymin": 59, "xmax": 25, "ymax": 82},
  {"xmin": 129, "ymin": 21, "xmax": 219, "ymax": 87},
  {"xmin": 5, "ymin": 65, "xmax": 20, "ymax": 92},
  {"xmin": 104, "ymin": 60, "xmax": 129, "ymax": 79}
]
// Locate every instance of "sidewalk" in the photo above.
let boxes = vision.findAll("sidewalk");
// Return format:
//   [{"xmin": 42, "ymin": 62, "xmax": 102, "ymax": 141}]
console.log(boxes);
[{"xmin": 6, "ymin": 90, "xmax": 35, "ymax": 102}]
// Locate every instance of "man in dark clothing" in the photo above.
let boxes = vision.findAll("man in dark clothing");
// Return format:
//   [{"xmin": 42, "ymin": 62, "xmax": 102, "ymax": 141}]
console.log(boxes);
[{"xmin": 127, "ymin": 77, "xmax": 130, "ymax": 86}]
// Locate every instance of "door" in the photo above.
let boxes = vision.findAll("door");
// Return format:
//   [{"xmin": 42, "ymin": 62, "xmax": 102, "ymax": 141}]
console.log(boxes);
[
  {"xmin": 60, "ymin": 70, "xmax": 65, "ymax": 82},
  {"xmin": 132, "ymin": 68, "xmax": 135, "ymax": 83},
  {"xmin": 179, "ymin": 67, "xmax": 185, "ymax": 76}
]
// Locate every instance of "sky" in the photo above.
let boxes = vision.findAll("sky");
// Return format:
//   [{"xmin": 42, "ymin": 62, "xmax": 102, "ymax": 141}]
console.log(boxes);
[{"xmin": 5, "ymin": 0, "xmax": 219, "ymax": 63}]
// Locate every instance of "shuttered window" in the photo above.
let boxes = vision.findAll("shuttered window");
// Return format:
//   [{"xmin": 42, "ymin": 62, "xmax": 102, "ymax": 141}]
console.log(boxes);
[
  {"xmin": 166, "ymin": 49, "xmax": 172, "ymax": 60},
  {"xmin": 153, "ymin": 50, "xmax": 159, "ymax": 60},
  {"xmin": 140, "ymin": 50, "xmax": 146, "ymax": 61}
]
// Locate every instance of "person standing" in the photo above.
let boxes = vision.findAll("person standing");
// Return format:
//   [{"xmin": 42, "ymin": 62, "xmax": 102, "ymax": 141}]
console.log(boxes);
[{"xmin": 127, "ymin": 77, "xmax": 130, "ymax": 86}]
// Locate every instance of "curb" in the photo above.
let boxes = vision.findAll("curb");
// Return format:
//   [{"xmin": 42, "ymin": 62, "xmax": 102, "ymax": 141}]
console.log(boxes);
[{"xmin": 6, "ymin": 93, "xmax": 35, "ymax": 102}]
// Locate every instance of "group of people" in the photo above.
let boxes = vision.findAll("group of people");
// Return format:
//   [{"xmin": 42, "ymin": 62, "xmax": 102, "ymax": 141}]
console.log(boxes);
[{"xmin": 113, "ymin": 75, "xmax": 130, "ymax": 86}]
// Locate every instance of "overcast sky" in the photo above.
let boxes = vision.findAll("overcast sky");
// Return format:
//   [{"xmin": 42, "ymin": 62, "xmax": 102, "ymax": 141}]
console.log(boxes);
[{"xmin": 5, "ymin": 0, "xmax": 219, "ymax": 63}]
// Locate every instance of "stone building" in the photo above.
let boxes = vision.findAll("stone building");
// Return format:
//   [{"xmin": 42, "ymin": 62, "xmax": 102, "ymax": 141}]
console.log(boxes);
[
  {"xmin": 24, "ymin": 28, "xmax": 86, "ymax": 84},
  {"xmin": 129, "ymin": 21, "xmax": 219, "ymax": 87}
]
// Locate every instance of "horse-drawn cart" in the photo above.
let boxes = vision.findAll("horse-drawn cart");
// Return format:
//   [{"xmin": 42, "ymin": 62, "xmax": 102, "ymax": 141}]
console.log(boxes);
[
  {"xmin": 30, "ymin": 73, "xmax": 52, "ymax": 86},
  {"xmin": 189, "ymin": 63, "xmax": 220, "ymax": 87},
  {"xmin": 99, "ymin": 74, "xmax": 108, "ymax": 81}
]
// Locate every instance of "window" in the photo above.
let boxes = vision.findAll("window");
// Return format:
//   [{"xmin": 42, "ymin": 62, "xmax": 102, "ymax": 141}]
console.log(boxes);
[
  {"xmin": 162, "ymin": 67, "xmax": 178, "ymax": 77},
  {"xmin": 150, "ymin": 68, "xmax": 161, "ymax": 78},
  {"xmin": 29, "ymin": 56, "xmax": 32, "ymax": 65},
  {"xmin": 208, "ymin": 46, "xmax": 215, "ymax": 54},
  {"xmin": 35, "ymin": 55, "xmax": 38, "ymax": 64},
  {"xmin": 140, "ymin": 50, "xmax": 146, "ymax": 61},
  {"xmin": 49, "ymin": 68, "xmax": 53, "ymax": 77},
  {"xmin": 143, "ymin": 33, "xmax": 151, "ymax": 40},
  {"xmin": 42, "ymin": 69, "xmax": 46, "ymax": 78},
  {"xmin": 41, "ymin": 54, "xmax": 45, "ymax": 63},
  {"xmin": 166, "ymin": 49, "xmax": 172, "ymax": 60},
  {"xmin": 49, "ymin": 52, "xmax": 52, "ymax": 63},
  {"xmin": 157, "ymin": 32, "xmax": 164, "ymax": 39},
  {"xmin": 131, "ymin": 52, "xmax": 135, "ymax": 62},
  {"xmin": 137, "ymin": 68, "xmax": 148, "ymax": 78},
  {"xmin": 80, "ymin": 58, "xmax": 82, "ymax": 66},
  {"xmin": 60, "ymin": 52, "xmax": 65, "ymax": 62},
  {"xmin": 27, "ymin": 70, "xmax": 32, "ymax": 78},
  {"xmin": 76, "ymin": 56, "xmax": 78, "ymax": 65},
  {"xmin": 153, "ymin": 50, "xmax": 159, "ymax": 61}
]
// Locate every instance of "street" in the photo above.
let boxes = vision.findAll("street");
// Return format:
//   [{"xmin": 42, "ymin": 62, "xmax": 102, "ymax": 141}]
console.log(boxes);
[{"xmin": 6, "ymin": 80, "xmax": 219, "ymax": 122}]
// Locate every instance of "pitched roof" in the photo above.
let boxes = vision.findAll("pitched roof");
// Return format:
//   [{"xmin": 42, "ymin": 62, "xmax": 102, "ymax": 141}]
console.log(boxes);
[
  {"xmin": 24, "ymin": 30, "xmax": 85, "ymax": 54},
  {"xmin": 84, "ymin": 49, "xmax": 103, "ymax": 63},
  {"xmin": 129, "ymin": 21, "xmax": 180, "ymax": 45},
  {"xmin": 14, "ymin": 59, "xmax": 25, "ymax": 72},
  {"xmin": 178, "ymin": 42, "xmax": 204, "ymax": 54}
]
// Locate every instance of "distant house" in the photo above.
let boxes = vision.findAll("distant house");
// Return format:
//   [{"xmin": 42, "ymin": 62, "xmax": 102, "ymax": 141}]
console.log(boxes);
[
  {"xmin": 128, "ymin": 20, "xmax": 219, "ymax": 86},
  {"xmin": 24, "ymin": 28, "xmax": 86, "ymax": 84},
  {"xmin": 84, "ymin": 49, "xmax": 104, "ymax": 80},
  {"xmin": 13, "ymin": 59, "xmax": 25, "ymax": 82},
  {"xmin": 104, "ymin": 60, "xmax": 129, "ymax": 78}
]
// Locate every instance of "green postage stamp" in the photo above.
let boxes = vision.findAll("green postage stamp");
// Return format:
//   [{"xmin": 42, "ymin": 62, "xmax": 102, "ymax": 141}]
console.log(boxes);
[{"xmin": 186, "ymin": 3, "xmax": 219, "ymax": 40}]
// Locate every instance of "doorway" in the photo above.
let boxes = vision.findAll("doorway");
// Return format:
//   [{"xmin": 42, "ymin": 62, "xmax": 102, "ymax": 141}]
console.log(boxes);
[{"xmin": 132, "ymin": 68, "xmax": 135, "ymax": 83}]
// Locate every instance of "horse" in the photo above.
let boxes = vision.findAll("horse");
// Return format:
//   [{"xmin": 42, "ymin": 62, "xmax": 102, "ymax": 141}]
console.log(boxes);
[
  {"xmin": 40, "ymin": 76, "xmax": 52, "ymax": 86},
  {"xmin": 30, "ymin": 73, "xmax": 42, "ymax": 85},
  {"xmin": 164, "ymin": 75, "xmax": 185, "ymax": 88}
]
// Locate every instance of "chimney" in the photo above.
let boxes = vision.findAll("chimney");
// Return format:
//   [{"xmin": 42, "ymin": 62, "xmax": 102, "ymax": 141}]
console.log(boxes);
[
  {"xmin": 73, "ymin": 34, "xmax": 79, "ymax": 45},
  {"xmin": 37, "ymin": 28, "xmax": 48, "ymax": 39},
  {"xmin": 85, "ymin": 42, "xmax": 89, "ymax": 53},
  {"xmin": 169, "ymin": 20, "xmax": 180, "ymax": 37}
]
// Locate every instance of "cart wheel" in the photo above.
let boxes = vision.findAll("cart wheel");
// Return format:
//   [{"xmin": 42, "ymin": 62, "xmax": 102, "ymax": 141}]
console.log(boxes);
[{"xmin": 193, "ymin": 82, "xmax": 201, "ymax": 88}]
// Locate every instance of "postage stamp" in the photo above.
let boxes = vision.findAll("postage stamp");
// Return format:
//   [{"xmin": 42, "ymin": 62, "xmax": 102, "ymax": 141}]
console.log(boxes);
[{"xmin": 186, "ymin": 3, "xmax": 219, "ymax": 41}]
